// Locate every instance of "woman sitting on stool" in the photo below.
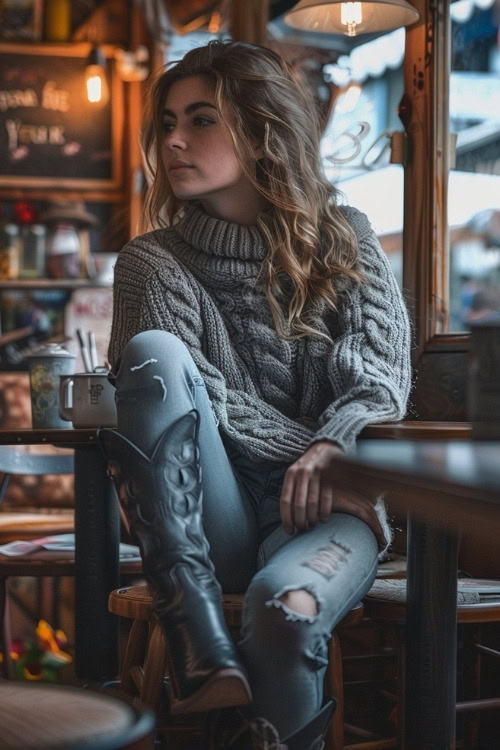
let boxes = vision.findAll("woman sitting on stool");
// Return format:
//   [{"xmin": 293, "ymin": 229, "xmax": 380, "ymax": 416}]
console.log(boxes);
[{"xmin": 99, "ymin": 40, "xmax": 411, "ymax": 749}]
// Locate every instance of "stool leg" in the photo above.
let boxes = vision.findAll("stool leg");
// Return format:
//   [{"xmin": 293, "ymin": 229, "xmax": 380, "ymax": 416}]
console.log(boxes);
[
  {"xmin": 463, "ymin": 624, "xmax": 482, "ymax": 750},
  {"xmin": 141, "ymin": 622, "xmax": 168, "ymax": 715},
  {"xmin": 325, "ymin": 630, "xmax": 344, "ymax": 750},
  {"xmin": 396, "ymin": 627, "xmax": 406, "ymax": 750},
  {"xmin": 121, "ymin": 619, "xmax": 149, "ymax": 696},
  {"xmin": 1, "ymin": 578, "xmax": 14, "ymax": 679}
]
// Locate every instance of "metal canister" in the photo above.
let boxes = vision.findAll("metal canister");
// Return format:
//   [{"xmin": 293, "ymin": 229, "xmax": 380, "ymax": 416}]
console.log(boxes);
[{"xmin": 27, "ymin": 344, "xmax": 76, "ymax": 428}]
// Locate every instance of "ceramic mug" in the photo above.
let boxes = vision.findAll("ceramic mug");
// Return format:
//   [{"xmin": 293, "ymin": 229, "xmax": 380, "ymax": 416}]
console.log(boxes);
[
  {"xmin": 28, "ymin": 344, "xmax": 76, "ymax": 429},
  {"xmin": 59, "ymin": 371, "xmax": 117, "ymax": 428}
]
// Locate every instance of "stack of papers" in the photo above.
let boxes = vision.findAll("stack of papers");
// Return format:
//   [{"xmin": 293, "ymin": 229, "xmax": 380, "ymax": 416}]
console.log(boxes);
[{"xmin": 0, "ymin": 533, "xmax": 141, "ymax": 561}]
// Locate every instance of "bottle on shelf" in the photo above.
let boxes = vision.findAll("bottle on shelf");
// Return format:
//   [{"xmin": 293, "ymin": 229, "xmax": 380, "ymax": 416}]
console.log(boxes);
[
  {"xmin": 0, "ymin": 223, "xmax": 20, "ymax": 280},
  {"xmin": 13, "ymin": 200, "xmax": 47, "ymax": 280},
  {"xmin": 20, "ymin": 224, "xmax": 47, "ymax": 279},
  {"xmin": 43, "ymin": 0, "xmax": 71, "ymax": 42}
]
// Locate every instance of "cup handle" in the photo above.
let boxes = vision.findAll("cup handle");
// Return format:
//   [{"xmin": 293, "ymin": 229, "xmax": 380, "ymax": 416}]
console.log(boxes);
[{"xmin": 59, "ymin": 376, "xmax": 74, "ymax": 422}]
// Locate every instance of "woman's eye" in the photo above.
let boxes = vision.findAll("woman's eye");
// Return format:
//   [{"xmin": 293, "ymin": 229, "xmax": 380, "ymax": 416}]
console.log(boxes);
[
  {"xmin": 193, "ymin": 116, "xmax": 214, "ymax": 127},
  {"xmin": 162, "ymin": 121, "xmax": 175, "ymax": 133}
]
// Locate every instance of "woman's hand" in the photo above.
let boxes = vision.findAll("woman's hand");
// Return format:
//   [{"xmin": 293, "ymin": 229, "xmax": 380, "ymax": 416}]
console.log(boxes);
[{"xmin": 280, "ymin": 441, "xmax": 385, "ymax": 546}]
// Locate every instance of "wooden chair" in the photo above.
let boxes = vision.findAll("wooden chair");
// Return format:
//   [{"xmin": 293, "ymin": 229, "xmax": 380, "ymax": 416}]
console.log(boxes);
[
  {"xmin": 0, "ymin": 448, "xmax": 75, "ymax": 545},
  {"xmin": 0, "ymin": 679, "xmax": 155, "ymax": 749},
  {"xmin": 350, "ymin": 578, "xmax": 500, "ymax": 749},
  {"xmin": 109, "ymin": 584, "xmax": 365, "ymax": 750},
  {"xmin": 0, "ymin": 448, "xmax": 143, "ymax": 677}
]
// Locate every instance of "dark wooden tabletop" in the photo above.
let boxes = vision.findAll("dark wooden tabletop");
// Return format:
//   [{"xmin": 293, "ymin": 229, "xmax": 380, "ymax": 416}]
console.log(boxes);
[
  {"xmin": 0, "ymin": 428, "xmax": 98, "ymax": 446},
  {"xmin": 328, "ymin": 439, "xmax": 500, "ymax": 539},
  {"xmin": 0, "ymin": 420, "xmax": 473, "ymax": 446}
]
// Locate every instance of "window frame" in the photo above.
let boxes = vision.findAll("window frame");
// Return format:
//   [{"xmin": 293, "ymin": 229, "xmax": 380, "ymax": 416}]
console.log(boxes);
[{"xmin": 402, "ymin": 0, "xmax": 466, "ymax": 361}]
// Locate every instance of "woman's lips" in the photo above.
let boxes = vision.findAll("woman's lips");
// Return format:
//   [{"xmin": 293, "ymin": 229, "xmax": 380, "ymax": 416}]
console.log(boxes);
[{"xmin": 169, "ymin": 163, "xmax": 193, "ymax": 173}]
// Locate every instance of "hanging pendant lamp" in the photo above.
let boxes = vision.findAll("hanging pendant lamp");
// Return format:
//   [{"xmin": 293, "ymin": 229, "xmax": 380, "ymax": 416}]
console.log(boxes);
[{"xmin": 284, "ymin": 0, "xmax": 420, "ymax": 37}]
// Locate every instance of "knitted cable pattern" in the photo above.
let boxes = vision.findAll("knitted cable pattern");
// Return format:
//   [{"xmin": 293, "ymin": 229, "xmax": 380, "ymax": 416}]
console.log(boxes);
[{"xmin": 108, "ymin": 203, "xmax": 411, "ymax": 463}]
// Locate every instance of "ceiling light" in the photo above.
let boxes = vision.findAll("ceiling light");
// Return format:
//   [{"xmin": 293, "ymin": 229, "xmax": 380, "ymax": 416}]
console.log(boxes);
[{"xmin": 284, "ymin": 0, "xmax": 420, "ymax": 37}]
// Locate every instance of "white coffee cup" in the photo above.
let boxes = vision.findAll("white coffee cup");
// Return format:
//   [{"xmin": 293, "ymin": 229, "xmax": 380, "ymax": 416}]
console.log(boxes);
[{"xmin": 59, "ymin": 372, "xmax": 117, "ymax": 428}]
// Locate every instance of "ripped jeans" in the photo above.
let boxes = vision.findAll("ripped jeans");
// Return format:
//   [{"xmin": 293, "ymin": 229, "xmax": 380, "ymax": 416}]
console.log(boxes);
[{"xmin": 110, "ymin": 330, "xmax": 379, "ymax": 737}]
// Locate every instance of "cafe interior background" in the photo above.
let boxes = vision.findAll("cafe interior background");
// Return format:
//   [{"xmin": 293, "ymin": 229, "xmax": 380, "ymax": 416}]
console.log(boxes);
[{"xmin": 0, "ymin": 0, "xmax": 499, "ymax": 745}]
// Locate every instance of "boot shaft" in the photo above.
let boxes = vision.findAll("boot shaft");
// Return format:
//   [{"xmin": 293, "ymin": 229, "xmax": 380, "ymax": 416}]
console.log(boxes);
[{"xmin": 99, "ymin": 411, "xmax": 212, "ymax": 577}]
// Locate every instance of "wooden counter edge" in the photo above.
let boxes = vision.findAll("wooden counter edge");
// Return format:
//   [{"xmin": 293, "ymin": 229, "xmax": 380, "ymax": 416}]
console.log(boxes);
[
  {"xmin": 0, "ymin": 428, "xmax": 98, "ymax": 446},
  {"xmin": 0, "ymin": 421, "xmax": 472, "ymax": 446},
  {"xmin": 360, "ymin": 421, "xmax": 471, "ymax": 440}
]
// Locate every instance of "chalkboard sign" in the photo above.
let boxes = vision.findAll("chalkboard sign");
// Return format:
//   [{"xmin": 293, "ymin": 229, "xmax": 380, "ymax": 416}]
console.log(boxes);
[{"xmin": 0, "ymin": 43, "xmax": 123, "ymax": 189}]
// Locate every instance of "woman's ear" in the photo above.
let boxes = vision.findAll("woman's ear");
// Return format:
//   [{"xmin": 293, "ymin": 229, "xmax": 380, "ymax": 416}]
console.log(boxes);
[{"xmin": 253, "ymin": 144, "xmax": 264, "ymax": 160}]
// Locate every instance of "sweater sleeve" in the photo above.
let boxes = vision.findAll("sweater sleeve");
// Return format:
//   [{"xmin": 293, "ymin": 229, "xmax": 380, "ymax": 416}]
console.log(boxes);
[{"xmin": 309, "ymin": 208, "xmax": 412, "ymax": 453}]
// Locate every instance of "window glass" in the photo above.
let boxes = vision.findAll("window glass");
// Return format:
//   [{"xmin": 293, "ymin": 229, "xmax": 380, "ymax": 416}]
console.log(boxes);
[
  {"xmin": 322, "ymin": 29, "xmax": 406, "ymax": 287},
  {"xmin": 448, "ymin": 0, "xmax": 500, "ymax": 331},
  {"xmin": 164, "ymin": 30, "xmax": 227, "ymax": 62}
]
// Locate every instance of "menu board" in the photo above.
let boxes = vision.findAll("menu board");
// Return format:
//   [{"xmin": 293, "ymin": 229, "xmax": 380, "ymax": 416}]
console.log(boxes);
[{"xmin": 0, "ymin": 43, "xmax": 123, "ymax": 189}]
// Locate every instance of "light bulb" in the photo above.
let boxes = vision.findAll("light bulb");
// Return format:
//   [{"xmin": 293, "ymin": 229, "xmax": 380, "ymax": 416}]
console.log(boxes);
[
  {"xmin": 85, "ymin": 47, "xmax": 109, "ymax": 106},
  {"xmin": 86, "ymin": 67, "xmax": 104, "ymax": 103},
  {"xmin": 341, "ymin": 2, "xmax": 363, "ymax": 36}
]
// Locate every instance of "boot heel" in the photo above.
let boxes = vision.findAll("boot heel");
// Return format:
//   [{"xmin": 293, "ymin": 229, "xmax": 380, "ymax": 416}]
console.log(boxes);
[{"xmin": 169, "ymin": 668, "xmax": 252, "ymax": 715}]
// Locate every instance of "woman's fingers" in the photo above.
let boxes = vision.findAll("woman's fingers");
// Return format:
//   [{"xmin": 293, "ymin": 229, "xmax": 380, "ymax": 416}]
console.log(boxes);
[
  {"xmin": 306, "ymin": 472, "xmax": 321, "ymax": 528},
  {"xmin": 280, "ymin": 470, "xmax": 295, "ymax": 534},
  {"xmin": 319, "ymin": 485, "xmax": 334, "ymax": 523},
  {"xmin": 281, "ymin": 466, "xmax": 319, "ymax": 532},
  {"xmin": 281, "ymin": 443, "xmax": 342, "ymax": 534},
  {"xmin": 291, "ymin": 469, "xmax": 310, "ymax": 531},
  {"xmin": 280, "ymin": 453, "xmax": 386, "ymax": 546}
]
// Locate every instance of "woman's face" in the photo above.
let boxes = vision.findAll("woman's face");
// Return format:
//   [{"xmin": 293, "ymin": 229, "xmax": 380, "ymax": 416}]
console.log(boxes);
[{"xmin": 161, "ymin": 75, "xmax": 261, "ymax": 221}]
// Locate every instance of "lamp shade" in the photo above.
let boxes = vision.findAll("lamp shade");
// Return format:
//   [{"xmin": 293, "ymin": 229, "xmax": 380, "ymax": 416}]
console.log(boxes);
[{"xmin": 284, "ymin": 0, "xmax": 420, "ymax": 37}]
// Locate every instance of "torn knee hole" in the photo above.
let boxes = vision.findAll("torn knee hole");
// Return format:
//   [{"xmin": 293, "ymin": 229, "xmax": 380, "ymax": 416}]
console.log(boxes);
[
  {"xmin": 279, "ymin": 589, "xmax": 318, "ymax": 617},
  {"xmin": 265, "ymin": 584, "xmax": 320, "ymax": 622}
]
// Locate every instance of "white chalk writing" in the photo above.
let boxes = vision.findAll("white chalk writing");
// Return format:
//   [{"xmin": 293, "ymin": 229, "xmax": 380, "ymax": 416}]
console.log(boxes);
[
  {"xmin": 6, "ymin": 119, "xmax": 66, "ymax": 150},
  {"xmin": 0, "ymin": 89, "xmax": 37, "ymax": 112}
]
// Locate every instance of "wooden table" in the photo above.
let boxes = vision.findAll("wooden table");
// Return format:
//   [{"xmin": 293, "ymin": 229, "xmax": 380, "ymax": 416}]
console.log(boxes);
[
  {"xmin": 327, "ymin": 438, "xmax": 500, "ymax": 750},
  {"xmin": 0, "ymin": 427, "xmax": 120, "ymax": 680}
]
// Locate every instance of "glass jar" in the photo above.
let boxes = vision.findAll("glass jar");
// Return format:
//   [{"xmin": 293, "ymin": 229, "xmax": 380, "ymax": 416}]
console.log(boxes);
[
  {"xmin": 46, "ymin": 223, "xmax": 81, "ymax": 279},
  {"xmin": 43, "ymin": 0, "xmax": 71, "ymax": 42},
  {"xmin": 0, "ymin": 223, "xmax": 20, "ymax": 280},
  {"xmin": 20, "ymin": 224, "xmax": 47, "ymax": 279}
]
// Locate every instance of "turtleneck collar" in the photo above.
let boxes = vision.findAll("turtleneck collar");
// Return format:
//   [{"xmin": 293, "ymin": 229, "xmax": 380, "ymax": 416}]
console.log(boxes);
[{"xmin": 173, "ymin": 202, "xmax": 268, "ymax": 262}]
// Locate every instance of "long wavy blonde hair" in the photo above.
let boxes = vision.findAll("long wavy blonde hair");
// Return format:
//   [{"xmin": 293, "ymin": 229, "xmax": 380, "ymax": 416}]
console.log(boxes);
[{"xmin": 141, "ymin": 41, "xmax": 362, "ymax": 340}]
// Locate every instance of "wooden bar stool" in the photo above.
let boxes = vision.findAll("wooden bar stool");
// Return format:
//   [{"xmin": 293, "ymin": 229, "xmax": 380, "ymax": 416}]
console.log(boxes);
[
  {"xmin": 357, "ymin": 578, "xmax": 500, "ymax": 749},
  {"xmin": 0, "ymin": 679, "xmax": 155, "ymax": 749},
  {"xmin": 109, "ymin": 584, "xmax": 364, "ymax": 749}
]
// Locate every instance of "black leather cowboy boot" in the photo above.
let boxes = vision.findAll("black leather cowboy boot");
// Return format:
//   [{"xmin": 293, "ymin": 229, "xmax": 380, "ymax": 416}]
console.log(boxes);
[
  {"xmin": 98, "ymin": 410, "xmax": 251, "ymax": 715},
  {"xmin": 206, "ymin": 698, "xmax": 336, "ymax": 749}
]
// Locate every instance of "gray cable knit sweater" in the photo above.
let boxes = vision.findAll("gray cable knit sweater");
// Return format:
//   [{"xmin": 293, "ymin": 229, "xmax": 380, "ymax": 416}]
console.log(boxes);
[{"xmin": 109, "ymin": 203, "xmax": 412, "ymax": 465}]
